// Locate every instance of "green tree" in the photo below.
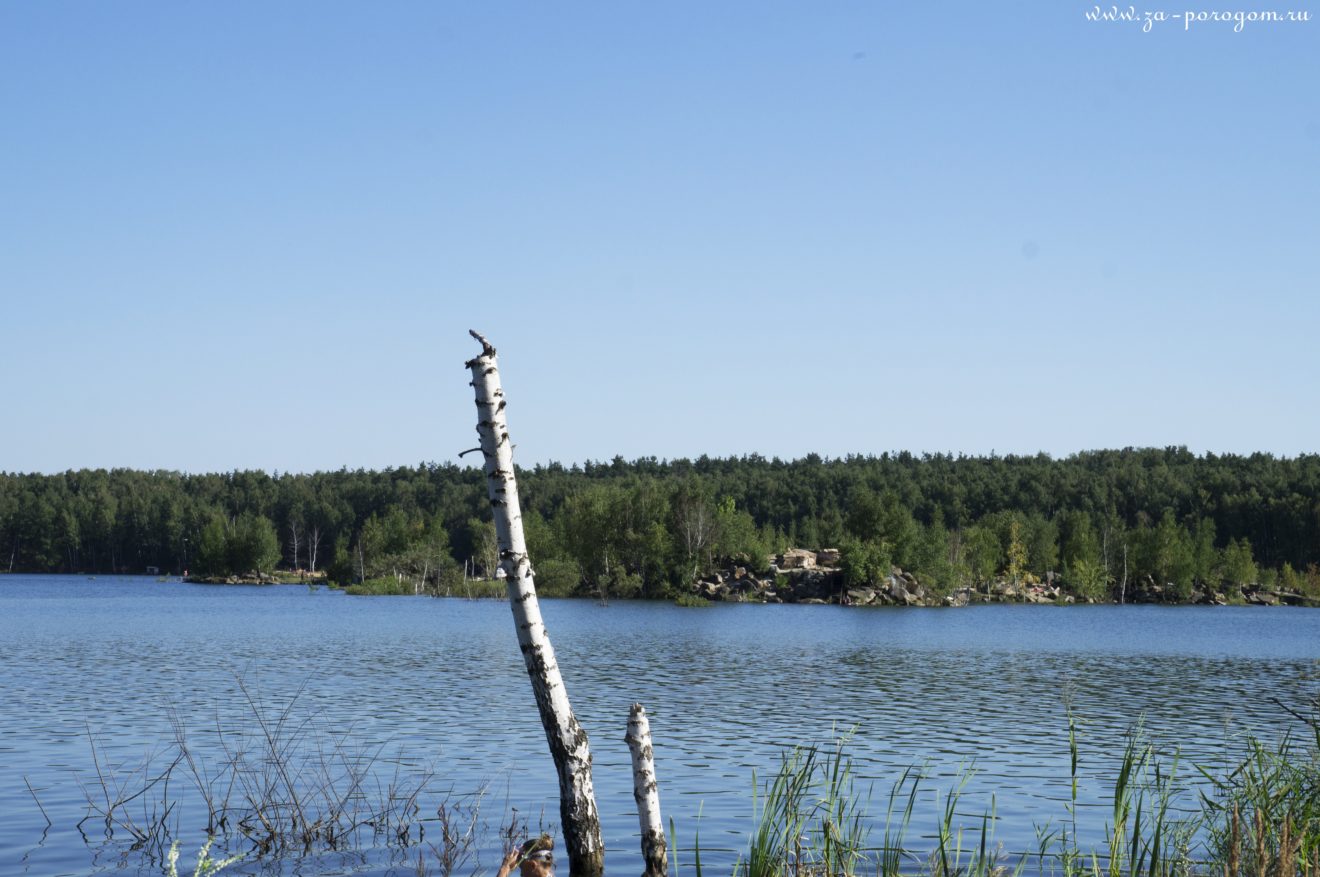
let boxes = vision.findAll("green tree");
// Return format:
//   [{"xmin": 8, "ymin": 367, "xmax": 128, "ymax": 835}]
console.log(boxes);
[
  {"xmin": 1060, "ymin": 510, "xmax": 1098, "ymax": 569},
  {"xmin": 845, "ymin": 489, "xmax": 918, "ymax": 569},
  {"xmin": 839, "ymin": 538, "xmax": 892, "ymax": 589},
  {"xmin": 1069, "ymin": 557, "xmax": 1111, "ymax": 602},
  {"xmin": 1151, "ymin": 510, "xmax": 1195, "ymax": 599},
  {"xmin": 196, "ymin": 514, "xmax": 230, "ymax": 575},
  {"xmin": 58, "ymin": 507, "xmax": 81, "ymax": 572},
  {"xmin": 326, "ymin": 533, "xmax": 354, "ymax": 585},
  {"xmin": 844, "ymin": 489, "xmax": 884, "ymax": 541},
  {"xmin": 1220, "ymin": 538, "xmax": 1258, "ymax": 587},
  {"xmin": 1006, "ymin": 519, "xmax": 1028, "ymax": 585},
  {"xmin": 712, "ymin": 497, "xmax": 765, "ymax": 566},
  {"xmin": 1190, "ymin": 517, "xmax": 1217, "ymax": 587},
  {"xmin": 1280, "ymin": 561, "xmax": 1303, "ymax": 595},
  {"xmin": 609, "ymin": 480, "xmax": 672, "ymax": 595},
  {"xmin": 462, "ymin": 517, "xmax": 500, "ymax": 579},
  {"xmin": 963, "ymin": 525, "xmax": 1001, "ymax": 588},
  {"xmin": 1024, "ymin": 514, "xmax": 1059, "ymax": 579},
  {"xmin": 230, "ymin": 512, "xmax": 280, "ymax": 575},
  {"xmin": 671, "ymin": 479, "xmax": 720, "ymax": 581},
  {"xmin": 386, "ymin": 512, "xmax": 463, "ymax": 595},
  {"xmin": 562, "ymin": 487, "xmax": 615, "ymax": 594},
  {"xmin": 910, "ymin": 513, "xmax": 957, "ymax": 591}
]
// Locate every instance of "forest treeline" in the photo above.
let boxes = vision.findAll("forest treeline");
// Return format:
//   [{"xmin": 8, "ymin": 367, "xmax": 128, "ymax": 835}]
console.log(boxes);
[{"xmin": 2, "ymin": 447, "xmax": 1319, "ymax": 601}]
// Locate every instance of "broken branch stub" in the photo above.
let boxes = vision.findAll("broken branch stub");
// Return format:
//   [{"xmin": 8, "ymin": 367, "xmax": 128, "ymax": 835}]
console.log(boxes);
[{"xmin": 465, "ymin": 330, "xmax": 604, "ymax": 877}]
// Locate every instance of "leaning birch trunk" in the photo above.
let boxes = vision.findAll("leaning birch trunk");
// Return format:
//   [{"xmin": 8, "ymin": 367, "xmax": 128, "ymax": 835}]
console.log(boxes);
[
  {"xmin": 465, "ymin": 330, "xmax": 605, "ymax": 877},
  {"xmin": 625, "ymin": 703, "xmax": 667, "ymax": 877}
]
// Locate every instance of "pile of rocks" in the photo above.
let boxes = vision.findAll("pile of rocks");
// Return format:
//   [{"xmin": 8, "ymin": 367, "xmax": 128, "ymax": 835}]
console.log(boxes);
[
  {"xmin": 974, "ymin": 581, "xmax": 1074, "ymax": 604},
  {"xmin": 1128, "ymin": 575, "xmax": 1314, "ymax": 606},
  {"xmin": 691, "ymin": 549, "xmax": 954, "ymax": 606},
  {"xmin": 184, "ymin": 573, "xmax": 281, "ymax": 586},
  {"xmin": 690, "ymin": 548, "xmax": 844, "ymax": 603},
  {"xmin": 841, "ymin": 566, "xmax": 931, "ymax": 607},
  {"xmin": 690, "ymin": 565, "xmax": 780, "ymax": 601},
  {"xmin": 1189, "ymin": 583, "xmax": 1310, "ymax": 606}
]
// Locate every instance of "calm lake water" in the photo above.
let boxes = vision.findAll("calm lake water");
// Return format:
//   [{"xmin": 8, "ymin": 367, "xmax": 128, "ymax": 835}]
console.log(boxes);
[{"xmin": 2, "ymin": 575, "xmax": 1318, "ymax": 877}]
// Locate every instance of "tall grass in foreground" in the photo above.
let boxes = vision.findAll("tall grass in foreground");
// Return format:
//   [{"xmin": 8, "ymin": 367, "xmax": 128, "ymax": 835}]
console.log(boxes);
[
  {"xmin": 737, "ymin": 737, "xmax": 870, "ymax": 877},
  {"xmin": 703, "ymin": 704, "xmax": 1320, "ymax": 877},
  {"xmin": 728, "ymin": 740, "xmax": 1019, "ymax": 877},
  {"xmin": 1035, "ymin": 720, "xmax": 1196, "ymax": 877},
  {"xmin": 1197, "ymin": 700, "xmax": 1320, "ymax": 877}
]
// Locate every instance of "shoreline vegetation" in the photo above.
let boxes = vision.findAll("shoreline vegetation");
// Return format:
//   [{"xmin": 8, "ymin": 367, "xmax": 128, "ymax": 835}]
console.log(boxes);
[
  {"xmin": 3, "ymin": 448, "xmax": 1320, "ymax": 607},
  {"xmin": 712, "ymin": 708, "xmax": 1320, "ymax": 877},
  {"xmin": 174, "ymin": 550, "xmax": 1319, "ymax": 607},
  {"xmin": 49, "ymin": 691, "xmax": 1320, "ymax": 877}
]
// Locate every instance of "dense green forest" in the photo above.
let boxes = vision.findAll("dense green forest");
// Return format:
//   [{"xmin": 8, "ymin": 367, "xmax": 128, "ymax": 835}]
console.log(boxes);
[{"xmin": 2, "ymin": 448, "xmax": 1319, "ymax": 601}]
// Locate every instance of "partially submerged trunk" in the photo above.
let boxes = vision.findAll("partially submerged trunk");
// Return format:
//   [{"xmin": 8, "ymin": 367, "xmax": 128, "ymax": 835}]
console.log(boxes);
[
  {"xmin": 465, "ymin": 331, "xmax": 605, "ymax": 877},
  {"xmin": 625, "ymin": 703, "xmax": 667, "ymax": 877}
]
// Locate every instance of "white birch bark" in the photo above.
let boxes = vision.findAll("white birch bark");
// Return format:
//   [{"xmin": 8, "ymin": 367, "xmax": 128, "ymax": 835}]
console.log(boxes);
[
  {"xmin": 465, "ymin": 330, "xmax": 604, "ymax": 877},
  {"xmin": 308, "ymin": 525, "xmax": 321, "ymax": 575},
  {"xmin": 625, "ymin": 703, "xmax": 667, "ymax": 877}
]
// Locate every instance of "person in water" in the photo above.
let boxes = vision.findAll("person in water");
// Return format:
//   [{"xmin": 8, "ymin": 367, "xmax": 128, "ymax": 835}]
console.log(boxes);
[{"xmin": 496, "ymin": 834, "xmax": 555, "ymax": 877}]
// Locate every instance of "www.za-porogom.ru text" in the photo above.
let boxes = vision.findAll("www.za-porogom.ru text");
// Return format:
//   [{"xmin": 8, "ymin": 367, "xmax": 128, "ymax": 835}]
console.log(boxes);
[{"xmin": 1085, "ymin": 5, "xmax": 1310, "ymax": 31}]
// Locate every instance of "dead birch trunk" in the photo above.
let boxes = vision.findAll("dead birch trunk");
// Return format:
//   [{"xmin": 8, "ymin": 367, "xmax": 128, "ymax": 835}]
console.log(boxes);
[
  {"xmin": 465, "ymin": 330, "xmax": 605, "ymax": 877},
  {"xmin": 308, "ymin": 524, "xmax": 321, "ymax": 575},
  {"xmin": 625, "ymin": 703, "xmax": 667, "ymax": 877}
]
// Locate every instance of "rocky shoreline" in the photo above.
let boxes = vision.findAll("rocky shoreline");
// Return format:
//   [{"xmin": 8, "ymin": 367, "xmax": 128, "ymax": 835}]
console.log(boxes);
[
  {"xmin": 183, "ymin": 574, "xmax": 283, "ymax": 585},
  {"xmin": 687, "ymin": 548, "xmax": 1319, "ymax": 608},
  {"xmin": 178, "ymin": 557, "xmax": 1315, "ymax": 607}
]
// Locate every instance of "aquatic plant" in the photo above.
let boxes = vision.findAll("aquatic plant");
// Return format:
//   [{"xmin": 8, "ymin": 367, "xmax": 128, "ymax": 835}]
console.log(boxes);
[
  {"xmin": 670, "ymin": 805, "xmax": 707, "ymax": 877},
  {"xmin": 74, "ymin": 675, "xmax": 517, "ymax": 871},
  {"xmin": 1197, "ymin": 699, "xmax": 1320, "ymax": 877},
  {"xmin": 931, "ymin": 776, "xmax": 1023, "ymax": 877},
  {"xmin": 165, "ymin": 837, "xmax": 244, "ymax": 877},
  {"xmin": 876, "ymin": 766, "xmax": 921, "ymax": 877},
  {"xmin": 727, "ymin": 711, "xmax": 1320, "ymax": 877},
  {"xmin": 674, "ymin": 593, "xmax": 712, "ymax": 607},
  {"xmin": 1036, "ymin": 715, "xmax": 1197, "ymax": 877},
  {"xmin": 727, "ymin": 735, "xmax": 1031, "ymax": 877},
  {"xmin": 344, "ymin": 575, "xmax": 417, "ymax": 595},
  {"xmin": 735, "ymin": 735, "xmax": 874, "ymax": 877},
  {"xmin": 57, "ymin": 692, "xmax": 1320, "ymax": 877}
]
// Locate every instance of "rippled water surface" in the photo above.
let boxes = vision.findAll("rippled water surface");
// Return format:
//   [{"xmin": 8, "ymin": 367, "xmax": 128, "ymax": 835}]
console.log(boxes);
[{"xmin": 2, "ymin": 575, "xmax": 1318, "ymax": 876}]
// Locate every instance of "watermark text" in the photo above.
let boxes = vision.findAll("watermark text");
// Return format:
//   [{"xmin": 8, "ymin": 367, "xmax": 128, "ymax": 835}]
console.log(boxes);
[{"xmin": 1084, "ymin": 5, "xmax": 1310, "ymax": 31}]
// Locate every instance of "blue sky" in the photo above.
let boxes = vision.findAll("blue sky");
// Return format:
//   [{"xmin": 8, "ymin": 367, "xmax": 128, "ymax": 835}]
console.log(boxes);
[{"xmin": 2, "ymin": 1, "xmax": 1316, "ymax": 474}]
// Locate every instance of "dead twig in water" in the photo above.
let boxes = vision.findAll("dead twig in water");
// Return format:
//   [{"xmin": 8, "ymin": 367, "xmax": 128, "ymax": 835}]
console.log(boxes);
[{"xmin": 24, "ymin": 775, "xmax": 52, "ymax": 827}]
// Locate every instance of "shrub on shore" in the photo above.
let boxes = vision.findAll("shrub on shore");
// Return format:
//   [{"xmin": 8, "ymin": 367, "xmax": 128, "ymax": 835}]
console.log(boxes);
[{"xmin": 674, "ymin": 593, "xmax": 712, "ymax": 607}]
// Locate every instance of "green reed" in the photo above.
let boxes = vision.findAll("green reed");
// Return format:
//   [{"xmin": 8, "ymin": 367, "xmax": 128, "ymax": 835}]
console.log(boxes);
[
  {"xmin": 1036, "ymin": 715, "xmax": 1197, "ymax": 877},
  {"xmin": 1197, "ymin": 700, "xmax": 1320, "ymax": 877},
  {"xmin": 716, "ymin": 704, "xmax": 1320, "ymax": 877},
  {"xmin": 731, "ymin": 734, "xmax": 877, "ymax": 877}
]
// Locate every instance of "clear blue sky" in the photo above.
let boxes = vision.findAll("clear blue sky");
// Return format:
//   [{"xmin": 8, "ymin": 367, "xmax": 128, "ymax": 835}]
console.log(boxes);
[{"xmin": 2, "ymin": 1, "xmax": 1316, "ymax": 475}]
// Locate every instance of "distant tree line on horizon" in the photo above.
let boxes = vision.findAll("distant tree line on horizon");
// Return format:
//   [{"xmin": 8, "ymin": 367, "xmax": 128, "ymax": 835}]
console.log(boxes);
[{"xmin": 2, "ymin": 447, "xmax": 1319, "ymax": 601}]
